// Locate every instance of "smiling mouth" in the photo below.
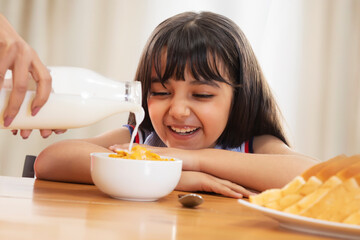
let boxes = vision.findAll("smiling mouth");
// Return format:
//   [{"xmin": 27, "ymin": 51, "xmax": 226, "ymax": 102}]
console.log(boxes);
[{"xmin": 169, "ymin": 126, "xmax": 200, "ymax": 135}]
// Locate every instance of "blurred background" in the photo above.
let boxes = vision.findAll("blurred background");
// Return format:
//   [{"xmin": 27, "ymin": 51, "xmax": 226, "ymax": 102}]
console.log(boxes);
[{"xmin": 0, "ymin": 0, "xmax": 359, "ymax": 177}]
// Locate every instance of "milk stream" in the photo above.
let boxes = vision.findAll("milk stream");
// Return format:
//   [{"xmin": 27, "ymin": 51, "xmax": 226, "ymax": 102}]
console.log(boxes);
[{"xmin": 128, "ymin": 109, "xmax": 145, "ymax": 152}]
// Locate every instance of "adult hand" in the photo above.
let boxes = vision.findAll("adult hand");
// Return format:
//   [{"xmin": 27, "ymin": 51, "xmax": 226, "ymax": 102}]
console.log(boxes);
[
  {"xmin": 11, "ymin": 129, "xmax": 67, "ymax": 139},
  {"xmin": 0, "ymin": 14, "xmax": 52, "ymax": 127},
  {"xmin": 176, "ymin": 171, "xmax": 255, "ymax": 199}
]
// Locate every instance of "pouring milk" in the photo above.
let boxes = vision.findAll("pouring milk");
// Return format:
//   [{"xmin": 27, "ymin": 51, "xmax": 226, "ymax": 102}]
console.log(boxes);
[{"xmin": 0, "ymin": 66, "xmax": 144, "ymax": 151}]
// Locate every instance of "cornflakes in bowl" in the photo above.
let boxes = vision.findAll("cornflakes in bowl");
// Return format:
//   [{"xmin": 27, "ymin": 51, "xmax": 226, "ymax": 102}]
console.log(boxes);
[{"xmin": 109, "ymin": 145, "xmax": 174, "ymax": 161}]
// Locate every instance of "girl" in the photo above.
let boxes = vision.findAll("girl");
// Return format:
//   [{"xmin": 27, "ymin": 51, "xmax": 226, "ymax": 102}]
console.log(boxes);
[{"xmin": 35, "ymin": 11, "xmax": 317, "ymax": 198}]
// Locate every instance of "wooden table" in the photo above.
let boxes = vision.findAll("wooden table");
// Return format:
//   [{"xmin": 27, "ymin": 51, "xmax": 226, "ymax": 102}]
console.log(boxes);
[{"xmin": 0, "ymin": 176, "xmax": 335, "ymax": 240}]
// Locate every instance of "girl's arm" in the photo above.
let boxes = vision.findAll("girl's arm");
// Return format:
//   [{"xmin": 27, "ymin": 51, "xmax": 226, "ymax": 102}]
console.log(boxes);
[
  {"xmin": 196, "ymin": 135, "xmax": 318, "ymax": 191},
  {"xmin": 35, "ymin": 127, "xmax": 131, "ymax": 183},
  {"xmin": 125, "ymin": 135, "xmax": 318, "ymax": 192}
]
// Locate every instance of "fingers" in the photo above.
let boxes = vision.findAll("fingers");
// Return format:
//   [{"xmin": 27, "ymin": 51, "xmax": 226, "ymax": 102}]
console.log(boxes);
[
  {"xmin": 211, "ymin": 177, "xmax": 255, "ymax": 198},
  {"xmin": 109, "ymin": 143, "xmax": 131, "ymax": 152},
  {"xmin": 11, "ymin": 129, "xmax": 67, "ymax": 139},
  {"xmin": 20, "ymin": 129, "xmax": 32, "ymax": 139},
  {"xmin": 203, "ymin": 178, "xmax": 244, "ymax": 199},
  {"xmin": 0, "ymin": 16, "xmax": 51, "ymax": 126},
  {"xmin": 3, "ymin": 50, "xmax": 31, "ymax": 127},
  {"xmin": 197, "ymin": 173, "xmax": 257, "ymax": 199},
  {"xmin": 39, "ymin": 129, "xmax": 53, "ymax": 138},
  {"xmin": 37, "ymin": 129, "xmax": 67, "ymax": 138},
  {"xmin": 3, "ymin": 79, "xmax": 28, "ymax": 127},
  {"xmin": 30, "ymin": 56, "xmax": 51, "ymax": 116},
  {"xmin": 178, "ymin": 171, "xmax": 252, "ymax": 199},
  {"xmin": 0, "ymin": 40, "xmax": 16, "ymax": 89},
  {"xmin": 54, "ymin": 129, "xmax": 67, "ymax": 134},
  {"xmin": 109, "ymin": 145, "xmax": 118, "ymax": 151},
  {"xmin": 12, "ymin": 129, "xmax": 33, "ymax": 139}
]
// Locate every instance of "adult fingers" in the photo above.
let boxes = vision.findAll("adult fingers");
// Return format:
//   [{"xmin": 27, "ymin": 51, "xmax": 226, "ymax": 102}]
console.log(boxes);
[
  {"xmin": 30, "ymin": 56, "xmax": 51, "ymax": 116},
  {"xmin": 39, "ymin": 129, "xmax": 52, "ymax": 138},
  {"xmin": 0, "ymin": 53, "xmax": 14, "ymax": 90},
  {"xmin": 12, "ymin": 129, "xmax": 66, "ymax": 139},
  {"xmin": 3, "ymin": 60, "xmax": 29, "ymax": 127},
  {"xmin": 54, "ymin": 129, "xmax": 67, "ymax": 134},
  {"xmin": 20, "ymin": 129, "xmax": 32, "ymax": 139},
  {"xmin": 0, "ymin": 33, "xmax": 17, "ymax": 89}
]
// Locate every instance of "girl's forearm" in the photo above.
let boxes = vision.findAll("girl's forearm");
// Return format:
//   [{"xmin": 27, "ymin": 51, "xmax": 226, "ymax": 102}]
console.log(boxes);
[
  {"xmin": 195, "ymin": 149, "xmax": 317, "ymax": 191},
  {"xmin": 35, "ymin": 140, "xmax": 111, "ymax": 184}
]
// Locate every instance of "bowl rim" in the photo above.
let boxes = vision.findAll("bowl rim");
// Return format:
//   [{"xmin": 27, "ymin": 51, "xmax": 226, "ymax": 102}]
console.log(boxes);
[{"xmin": 90, "ymin": 152, "xmax": 183, "ymax": 163}]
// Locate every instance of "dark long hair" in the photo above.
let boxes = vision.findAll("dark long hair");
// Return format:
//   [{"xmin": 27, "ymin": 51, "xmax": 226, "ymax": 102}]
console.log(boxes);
[{"xmin": 131, "ymin": 11, "xmax": 288, "ymax": 147}]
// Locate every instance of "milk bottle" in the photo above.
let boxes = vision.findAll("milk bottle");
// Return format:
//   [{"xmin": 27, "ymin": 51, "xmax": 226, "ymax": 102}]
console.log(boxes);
[{"xmin": 0, "ymin": 67, "xmax": 144, "ymax": 132}]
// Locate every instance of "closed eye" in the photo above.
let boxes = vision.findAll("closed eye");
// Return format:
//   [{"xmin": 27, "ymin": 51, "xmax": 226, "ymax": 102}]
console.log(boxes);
[
  {"xmin": 150, "ymin": 91, "xmax": 170, "ymax": 96},
  {"xmin": 193, "ymin": 94, "xmax": 214, "ymax": 99}
]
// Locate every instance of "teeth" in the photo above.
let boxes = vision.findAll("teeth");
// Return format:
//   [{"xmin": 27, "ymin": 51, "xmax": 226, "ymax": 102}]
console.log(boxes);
[{"xmin": 170, "ymin": 126, "xmax": 198, "ymax": 134}]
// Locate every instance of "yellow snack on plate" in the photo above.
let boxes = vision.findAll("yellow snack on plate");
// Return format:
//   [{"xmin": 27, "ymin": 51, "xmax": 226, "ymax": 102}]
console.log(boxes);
[
  {"xmin": 249, "ymin": 154, "xmax": 360, "ymax": 225},
  {"xmin": 109, "ymin": 145, "xmax": 174, "ymax": 161}
]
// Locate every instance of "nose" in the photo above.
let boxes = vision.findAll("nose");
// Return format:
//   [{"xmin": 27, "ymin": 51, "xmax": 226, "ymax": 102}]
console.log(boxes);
[{"xmin": 168, "ymin": 98, "xmax": 191, "ymax": 119}]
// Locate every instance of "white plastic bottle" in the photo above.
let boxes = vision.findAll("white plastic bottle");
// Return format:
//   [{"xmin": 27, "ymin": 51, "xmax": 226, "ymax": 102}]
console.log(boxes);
[{"xmin": 0, "ymin": 66, "xmax": 144, "ymax": 129}]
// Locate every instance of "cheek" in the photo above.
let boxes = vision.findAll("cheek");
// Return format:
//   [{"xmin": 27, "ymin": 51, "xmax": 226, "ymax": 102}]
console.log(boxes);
[
  {"xmin": 203, "ymin": 98, "xmax": 232, "ymax": 127},
  {"xmin": 147, "ymin": 99, "xmax": 163, "ymax": 126},
  {"xmin": 147, "ymin": 97, "xmax": 159, "ymax": 112},
  {"xmin": 147, "ymin": 99, "xmax": 156, "ymax": 118},
  {"xmin": 147, "ymin": 98, "xmax": 154, "ymax": 111},
  {"xmin": 200, "ymin": 102, "xmax": 230, "ymax": 125}
]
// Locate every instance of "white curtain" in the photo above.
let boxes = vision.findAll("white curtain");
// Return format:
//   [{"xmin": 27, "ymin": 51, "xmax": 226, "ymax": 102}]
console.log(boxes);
[
  {"xmin": 261, "ymin": 0, "xmax": 360, "ymax": 160},
  {"xmin": 0, "ymin": 0, "xmax": 359, "ymax": 176}
]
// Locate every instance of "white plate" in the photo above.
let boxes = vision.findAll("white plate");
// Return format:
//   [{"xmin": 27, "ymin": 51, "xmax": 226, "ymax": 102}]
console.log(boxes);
[{"xmin": 238, "ymin": 199, "xmax": 360, "ymax": 239}]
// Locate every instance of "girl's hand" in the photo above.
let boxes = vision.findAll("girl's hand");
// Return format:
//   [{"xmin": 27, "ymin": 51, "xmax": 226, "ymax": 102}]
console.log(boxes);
[
  {"xmin": 11, "ymin": 129, "xmax": 67, "ymax": 139},
  {"xmin": 176, "ymin": 171, "xmax": 255, "ymax": 199}
]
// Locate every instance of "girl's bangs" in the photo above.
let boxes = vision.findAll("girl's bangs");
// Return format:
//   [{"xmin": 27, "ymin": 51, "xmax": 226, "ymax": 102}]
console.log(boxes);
[{"xmin": 151, "ymin": 28, "xmax": 230, "ymax": 85}]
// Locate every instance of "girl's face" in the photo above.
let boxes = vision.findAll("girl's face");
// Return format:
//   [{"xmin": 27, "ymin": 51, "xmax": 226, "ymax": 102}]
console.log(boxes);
[{"xmin": 147, "ymin": 65, "xmax": 233, "ymax": 150}]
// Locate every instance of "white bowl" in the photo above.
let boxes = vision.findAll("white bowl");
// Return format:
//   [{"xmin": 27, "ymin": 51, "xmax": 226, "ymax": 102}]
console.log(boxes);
[{"xmin": 90, "ymin": 152, "xmax": 182, "ymax": 201}]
